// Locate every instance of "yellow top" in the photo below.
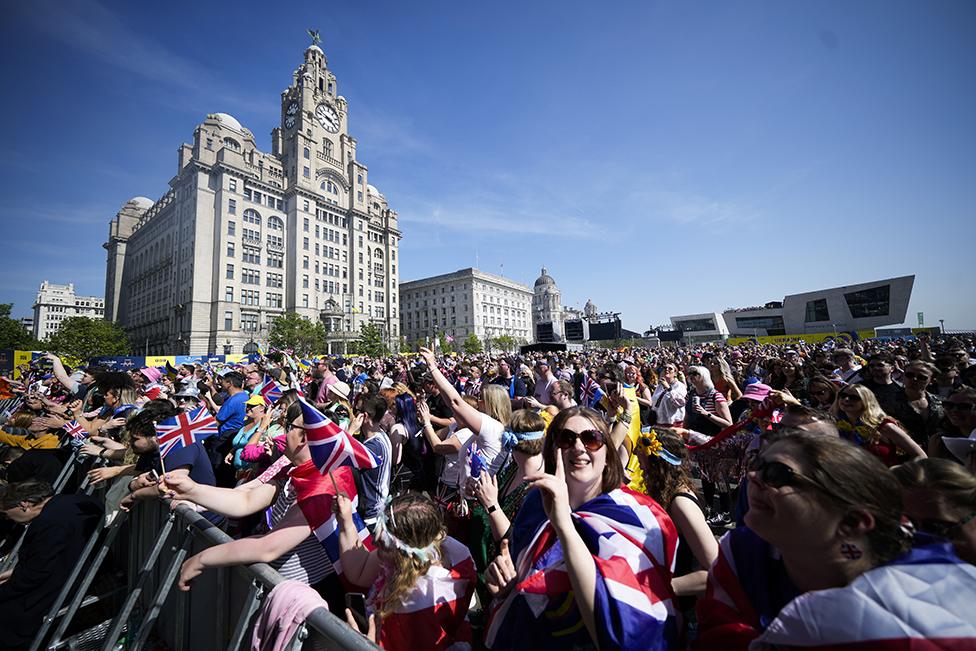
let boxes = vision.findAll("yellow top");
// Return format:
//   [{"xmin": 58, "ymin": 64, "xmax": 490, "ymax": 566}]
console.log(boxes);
[{"xmin": 0, "ymin": 431, "xmax": 61, "ymax": 449}]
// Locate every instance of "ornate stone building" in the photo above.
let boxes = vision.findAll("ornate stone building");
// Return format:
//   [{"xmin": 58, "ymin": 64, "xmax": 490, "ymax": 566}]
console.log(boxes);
[
  {"xmin": 32, "ymin": 281, "xmax": 104, "ymax": 341},
  {"xmin": 104, "ymin": 41, "xmax": 401, "ymax": 355}
]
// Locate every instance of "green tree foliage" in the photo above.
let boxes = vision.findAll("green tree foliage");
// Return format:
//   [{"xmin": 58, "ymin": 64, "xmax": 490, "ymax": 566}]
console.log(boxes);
[
  {"xmin": 0, "ymin": 303, "xmax": 36, "ymax": 350},
  {"xmin": 438, "ymin": 332, "xmax": 454, "ymax": 354},
  {"xmin": 268, "ymin": 312, "xmax": 327, "ymax": 357},
  {"xmin": 461, "ymin": 333, "xmax": 483, "ymax": 355},
  {"xmin": 353, "ymin": 322, "xmax": 386, "ymax": 357},
  {"xmin": 495, "ymin": 334, "xmax": 518, "ymax": 353},
  {"xmin": 45, "ymin": 317, "xmax": 129, "ymax": 360}
]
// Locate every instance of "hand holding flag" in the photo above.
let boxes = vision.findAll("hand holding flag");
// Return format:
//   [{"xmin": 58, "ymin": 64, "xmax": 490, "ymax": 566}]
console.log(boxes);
[{"xmin": 156, "ymin": 407, "xmax": 218, "ymax": 457}]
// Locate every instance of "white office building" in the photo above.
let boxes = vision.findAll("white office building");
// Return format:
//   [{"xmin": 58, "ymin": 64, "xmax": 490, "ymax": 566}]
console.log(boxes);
[
  {"xmin": 104, "ymin": 40, "xmax": 401, "ymax": 355},
  {"xmin": 400, "ymin": 269, "xmax": 533, "ymax": 347},
  {"xmin": 32, "ymin": 281, "xmax": 104, "ymax": 341}
]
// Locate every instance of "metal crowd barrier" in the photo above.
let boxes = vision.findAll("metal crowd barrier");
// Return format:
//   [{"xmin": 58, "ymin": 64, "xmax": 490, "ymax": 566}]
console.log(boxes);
[{"xmin": 8, "ymin": 446, "xmax": 382, "ymax": 651}]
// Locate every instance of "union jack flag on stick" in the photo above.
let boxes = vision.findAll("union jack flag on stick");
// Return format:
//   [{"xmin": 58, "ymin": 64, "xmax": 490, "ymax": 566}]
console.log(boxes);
[
  {"xmin": 156, "ymin": 407, "xmax": 218, "ymax": 458},
  {"xmin": 259, "ymin": 374, "xmax": 283, "ymax": 405},
  {"xmin": 62, "ymin": 420, "xmax": 88, "ymax": 440}
]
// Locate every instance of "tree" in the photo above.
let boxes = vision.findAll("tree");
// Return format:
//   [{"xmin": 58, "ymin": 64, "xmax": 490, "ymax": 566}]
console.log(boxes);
[
  {"xmin": 351, "ymin": 322, "xmax": 386, "ymax": 357},
  {"xmin": 438, "ymin": 332, "xmax": 454, "ymax": 354},
  {"xmin": 45, "ymin": 317, "xmax": 129, "ymax": 360},
  {"xmin": 268, "ymin": 312, "xmax": 327, "ymax": 357},
  {"xmin": 461, "ymin": 333, "xmax": 482, "ymax": 355},
  {"xmin": 0, "ymin": 303, "xmax": 36, "ymax": 350},
  {"xmin": 495, "ymin": 334, "xmax": 518, "ymax": 353}
]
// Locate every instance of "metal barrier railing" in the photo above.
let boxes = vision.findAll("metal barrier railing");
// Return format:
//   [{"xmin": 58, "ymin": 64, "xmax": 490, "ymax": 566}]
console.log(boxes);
[{"xmin": 10, "ymin": 451, "xmax": 382, "ymax": 651}]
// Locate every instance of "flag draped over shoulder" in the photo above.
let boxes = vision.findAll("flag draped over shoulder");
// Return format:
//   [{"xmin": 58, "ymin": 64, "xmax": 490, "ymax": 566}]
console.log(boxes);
[
  {"xmin": 379, "ymin": 537, "xmax": 476, "ymax": 651},
  {"xmin": 751, "ymin": 538, "xmax": 976, "ymax": 650},
  {"xmin": 486, "ymin": 486, "xmax": 679, "ymax": 650},
  {"xmin": 287, "ymin": 460, "xmax": 373, "ymax": 576}
]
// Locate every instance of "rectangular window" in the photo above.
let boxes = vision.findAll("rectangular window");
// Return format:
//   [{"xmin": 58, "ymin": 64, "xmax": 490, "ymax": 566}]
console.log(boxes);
[
  {"xmin": 224, "ymin": 311, "xmax": 233, "ymax": 330},
  {"xmin": 303, "ymin": 275, "xmax": 309, "ymax": 289},
  {"xmin": 266, "ymin": 273, "xmax": 283, "ymax": 288},
  {"xmin": 844, "ymin": 285, "xmax": 891, "ymax": 319},
  {"xmin": 244, "ymin": 188, "xmax": 252, "ymax": 201},
  {"xmin": 303, "ymin": 147, "xmax": 310, "ymax": 159},
  {"xmin": 226, "ymin": 264, "xmax": 234, "ymax": 279},
  {"xmin": 303, "ymin": 200, "xmax": 309, "ymax": 211},
  {"xmin": 267, "ymin": 234, "xmax": 283, "ymax": 247},
  {"xmin": 225, "ymin": 286, "xmax": 234, "ymax": 302},
  {"xmin": 304, "ymin": 218, "xmax": 309, "ymax": 232},
  {"xmin": 227, "ymin": 242, "xmax": 235, "ymax": 257},
  {"xmin": 267, "ymin": 195, "xmax": 275, "ymax": 208},
  {"xmin": 229, "ymin": 179, "xmax": 237, "ymax": 192},
  {"xmin": 303, "ymin": 237, "xmax": 309, "ymax": 251},
  {"xmin": 241, "ymin": 313, "xmax": 258, "ymax": 332},
  {"xmin": 357, "ymin": 191, "xmax": 363, "ymax": 202},
  {"xmin": 227, "ymin": 221, "xmax": 235, "ymax": 236},
  {"xmin": 303, "ymin": 256, "xmax": 309, "ymax": 270},
  {"xmin": 303, "ymin": 294, "xmax": 309, "ymax": 308},
  {"xmin": 266, "ymin": 293, "xmax": 282, "ymax": 308},
  {"xmin": 267, "ymin": 252, "xmax": 283, "ymax": 269},
  {"xmin": 228, "ymin": 199, "xmax": 236, "ymax": 215},
  {"xmin": 303, "ymin": 166, "xmax": 310, "ymax": 178},
  {"xmin": 804, "ymin": 298, "xmax": 831, "ymax": 323}
]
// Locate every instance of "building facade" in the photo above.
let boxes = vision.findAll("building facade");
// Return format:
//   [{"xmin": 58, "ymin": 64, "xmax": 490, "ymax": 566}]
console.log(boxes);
[
  {"xmin": 532, "ymin": 267, "xmax": 565, "ymax": 342},
  {"xmin": 32, "ymin": 281, "xmax": 104, "ymax": 341},
  {"xmin": 104, "ymin": 42, "xmax": 401, "ymax": 355},
  {"xmin": 667, "ymin": 276, "xmax": 916, "ymax": 341},
  {"xmin": 399, "ymin": 269, "xmax": 533, "ymax": 347}
]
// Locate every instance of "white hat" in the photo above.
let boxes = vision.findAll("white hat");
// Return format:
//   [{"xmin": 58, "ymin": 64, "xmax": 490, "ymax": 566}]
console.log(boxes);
[{"xmin": 942, "ymin": 431, "xmax": 976, "ymax": 464}]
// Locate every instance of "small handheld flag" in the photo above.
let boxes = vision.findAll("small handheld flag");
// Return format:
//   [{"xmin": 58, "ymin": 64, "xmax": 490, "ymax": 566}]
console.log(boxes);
[
  {"xmin": 259, "ymin": 374, "xmax": 283, "ymax": 405},
  {"xmin": 63, "ymin": 420, "xmax": 88, "ymax": 440},
  {"xmin": 156, "ymin": 407, "xmax": 218, "ymax": 457},
  {"xmin": 298, "ymin": 399, "xmax": 379, "ymax": 473}
]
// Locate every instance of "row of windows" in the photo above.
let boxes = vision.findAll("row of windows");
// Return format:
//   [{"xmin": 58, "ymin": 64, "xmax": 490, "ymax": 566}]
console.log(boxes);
[{"xmin": 223, "ymin": 289, "xmax": 285, "ymax": 307}]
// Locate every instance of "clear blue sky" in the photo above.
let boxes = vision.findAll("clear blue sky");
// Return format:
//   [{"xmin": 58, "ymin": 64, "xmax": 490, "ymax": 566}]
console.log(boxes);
[{"xmin": 1, "ymin": 1, "xmax": 973, "ymax": 331}]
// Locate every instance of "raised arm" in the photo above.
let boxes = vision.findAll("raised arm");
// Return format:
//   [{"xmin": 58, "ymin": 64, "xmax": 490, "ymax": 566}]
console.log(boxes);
[
  {"xmin": 161, "ymin": 471, "xmax": 278, "ymax": 517},
  {"xmin": 419, "ymin": 348, "xmax": 483, "ymax": 432}
]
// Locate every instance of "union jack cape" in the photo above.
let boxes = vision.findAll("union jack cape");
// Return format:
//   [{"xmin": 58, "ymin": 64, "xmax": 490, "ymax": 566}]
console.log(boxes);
[
  {"xmin": 696, "ymin": 529, "xmax": 976, "ymax": 651},
  {"xmin": 155, "ymin": 407, "xmax": 219, "ymax": 457},
  {"xmin": 378, "ymin": 536, "xmax": 476, "ymax": 651},
  {"xmin": 485, "ymin": 486, "xmax": 679, "ymax": 650}
]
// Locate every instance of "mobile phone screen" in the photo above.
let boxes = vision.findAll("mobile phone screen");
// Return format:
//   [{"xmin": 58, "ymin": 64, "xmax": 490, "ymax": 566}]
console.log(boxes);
[{"xmin": 345, "ymin": 592, "xmax": 368, "ymax": 632}]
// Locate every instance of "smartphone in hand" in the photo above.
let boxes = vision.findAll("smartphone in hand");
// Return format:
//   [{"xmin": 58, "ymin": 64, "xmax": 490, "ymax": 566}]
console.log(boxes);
[{"xmin": 345, "ymin": 592, "xmax": 368, "ymax": 633}]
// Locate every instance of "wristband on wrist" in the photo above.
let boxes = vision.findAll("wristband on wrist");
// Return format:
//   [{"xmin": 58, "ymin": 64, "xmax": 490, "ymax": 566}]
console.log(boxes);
[
  {"xmin": 99, "ymin": 448, "xmax": 107, "ymax": 459},
  {"xmin": 487, "ymin": 504, "xmax": 497, "ymax": 514}
]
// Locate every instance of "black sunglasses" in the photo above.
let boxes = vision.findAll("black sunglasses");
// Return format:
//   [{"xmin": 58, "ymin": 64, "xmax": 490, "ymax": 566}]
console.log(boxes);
[
  {"xmin": 903, "ymin": 372, "xmax": 932, "ymax": 382},
  {"xmin": 913, "ymin": 511, "xmax": 976, "ymax": 539},
  {"xmin": 749, "ymin": 457, "xmax": 828, "ymax": 493},
  {"xmin": 943, "ymin": 402, "xmax": 976, "ymax": 412},
  {"xmin": 839, "ymin": 393, "xmax": 861, "ymax": 402},
  {"xmin": 553, "ymin": 428, "xmax": 606, "ymax": 451}
]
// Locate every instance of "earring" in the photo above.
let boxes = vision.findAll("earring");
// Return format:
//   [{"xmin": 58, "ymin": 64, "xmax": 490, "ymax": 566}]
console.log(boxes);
[{"xmin": 840, "ymin": 542, "xmax": 863, "ymax": 560}]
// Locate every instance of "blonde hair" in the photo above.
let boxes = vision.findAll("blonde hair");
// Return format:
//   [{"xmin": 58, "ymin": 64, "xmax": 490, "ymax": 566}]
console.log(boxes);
[
  {"xmin": 832, "ymin": 383, "xmax": 887, "ymax": 429},
  {"xmin": 372, "ymin": 493, "xmax": 446, "ymax": 618},
  {"xmin": 480, "ymin": 384, "xmax": 512, "ymax": 427}
]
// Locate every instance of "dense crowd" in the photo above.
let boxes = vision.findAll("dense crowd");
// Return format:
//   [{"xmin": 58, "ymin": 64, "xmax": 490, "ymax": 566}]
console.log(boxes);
[{"xmin": 1, "ymin": 333, "xmax": 975, "ymax": 650}]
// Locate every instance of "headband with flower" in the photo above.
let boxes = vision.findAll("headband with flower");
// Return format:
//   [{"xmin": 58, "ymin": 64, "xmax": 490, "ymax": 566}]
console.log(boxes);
[
  {"xmin": 636, "ymin": 428, "xmax": 683, "ymax": 466},
  {"xmin": 372, "ymin": 495, "xmax": 441, "ymax": 564}
]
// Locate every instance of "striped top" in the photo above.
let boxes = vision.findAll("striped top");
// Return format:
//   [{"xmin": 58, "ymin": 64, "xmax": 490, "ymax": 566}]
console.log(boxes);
[{"xmin": 266, "ymin": 478, "xmax": 334, "ymax": 584}]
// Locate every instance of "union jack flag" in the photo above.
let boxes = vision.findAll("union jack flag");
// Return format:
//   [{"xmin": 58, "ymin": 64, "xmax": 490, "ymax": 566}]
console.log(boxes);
[
  {"xmin": 259, "ymin": 374, "xmax": 283, "ymax": 405},
  {"xmin": 62, "ymin": 419, "xmax": 88, "ymax": 440},
  {"xmin": 579, "ymin": 375, "xmax": 605, "ymax": 409},
  {"xmin": 486, "ymin": 486, "xmax": 678, "ymax": 650},
  {"xmin": 156, "ymin": 407, "xmax": 218, "ymax": 457},
  {"xmin": 299, "ymin": 399, "xmax": 379, "ymax": 473}
]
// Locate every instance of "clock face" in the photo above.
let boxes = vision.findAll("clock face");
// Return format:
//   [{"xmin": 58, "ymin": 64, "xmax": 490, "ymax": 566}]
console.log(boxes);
[
  {"xmin": 315, "ymin": 103, "xmax": 340, "ymax": 133},
  {"xmin": 284, "ymin": 115, "xmax": 296, "ymax": 129},
  {"xmin": 286, "ymin": 101, "xmax": 299, "ymax": 116}
]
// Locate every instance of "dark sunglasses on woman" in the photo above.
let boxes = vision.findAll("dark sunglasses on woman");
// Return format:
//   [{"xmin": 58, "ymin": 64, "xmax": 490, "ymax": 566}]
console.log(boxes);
[
  {"xmin": 553, "ymin": 428, "xmax": 606, "ymax": 451},
  {"xmin": 749, "ymin": 456, "xmax": 829, "ymax": 494}
]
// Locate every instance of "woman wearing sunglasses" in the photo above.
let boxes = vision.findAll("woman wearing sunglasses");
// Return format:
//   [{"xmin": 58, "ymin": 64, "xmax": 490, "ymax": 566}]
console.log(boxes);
[
  {"xmin": 935, "ymin": 388, "xmax": 976, "ymax": 459},
  {"xmin": 483, "ymin": 407, "xmax": 679, "ymax": 650},
  {"xmin": 893, "ymin": 458, "xmax": 976, "ymax": 565},
  {"xmin": 805, "ymin": 375, "xmax": 837, "ymax": 410},
  {"xmin": 697, "ymin": 431, "xmax": 976, "ymax": 650},
  {"xmin": 831, "ymin": 383, "xmax": 925, "ymax": 466}
]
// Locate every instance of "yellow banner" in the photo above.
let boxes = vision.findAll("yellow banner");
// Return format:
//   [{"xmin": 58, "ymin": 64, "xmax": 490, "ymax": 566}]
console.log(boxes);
[
  {"xmin": 727, "ymin": 330, "xmax": 877, "ymax": 346},
  {"xmin": 13, "ymin": 351, "xmax": 33, "ymax": 379},
  {"xmin": 145, "ymin": 355, "xmax": 176, "ymax": 368}
]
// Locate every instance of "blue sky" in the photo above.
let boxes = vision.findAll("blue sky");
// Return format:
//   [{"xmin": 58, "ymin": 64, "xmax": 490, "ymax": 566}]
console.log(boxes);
[{"xmin": 1, "ymin": 1, "xmax": 973, "ymax": 332}]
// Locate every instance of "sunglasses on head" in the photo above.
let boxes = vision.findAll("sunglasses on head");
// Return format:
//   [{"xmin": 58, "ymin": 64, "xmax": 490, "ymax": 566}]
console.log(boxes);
[
  {"xmin": 749, "ymin": 456, "xmax": 826, "ymax": 492},
  {"xmin": 553, "ymin": 428, "xmax": 606, "ymax": 451}
]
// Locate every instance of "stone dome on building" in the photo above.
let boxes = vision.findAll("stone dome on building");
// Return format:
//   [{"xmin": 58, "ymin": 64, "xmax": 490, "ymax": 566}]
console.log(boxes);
[
  {"xmin": 127, "ymin": 197, "xmax": 154, "ymax": 210},
  {"xmin": 534, "ymin": 267, "xmax": 557, "ymax": 289},
  {"xmin": 209, "ymin": 112, "xmax": 244, "ymax": 132},
  {"xmin": 306, "ymin": 44, "xmax": 324, "ymax": 55}
]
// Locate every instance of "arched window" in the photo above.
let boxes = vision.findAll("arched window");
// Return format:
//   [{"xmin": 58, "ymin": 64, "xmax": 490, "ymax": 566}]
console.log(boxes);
[
  {"xmin": 268, "ymin": 216, "xmax": 284, "ymax": 231},
  {"xmin": 243, "ymin": 209, "xmax": 261, "ymax": 226},
  {"xmin": 223, "ymin": 137, "xmax": 241, "ymax": 151}
]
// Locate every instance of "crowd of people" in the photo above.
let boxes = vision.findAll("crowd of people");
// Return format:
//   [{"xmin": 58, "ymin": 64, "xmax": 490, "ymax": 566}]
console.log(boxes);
[{"xmin": 1, "ymin": 332, "xmax": 976, "ymax": 650}]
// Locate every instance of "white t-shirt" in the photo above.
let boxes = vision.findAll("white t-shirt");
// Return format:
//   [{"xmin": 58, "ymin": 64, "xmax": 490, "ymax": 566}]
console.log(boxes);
[{"xmin": 440, "ymin": 425, "xmax": 474, "ymax": 487}]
